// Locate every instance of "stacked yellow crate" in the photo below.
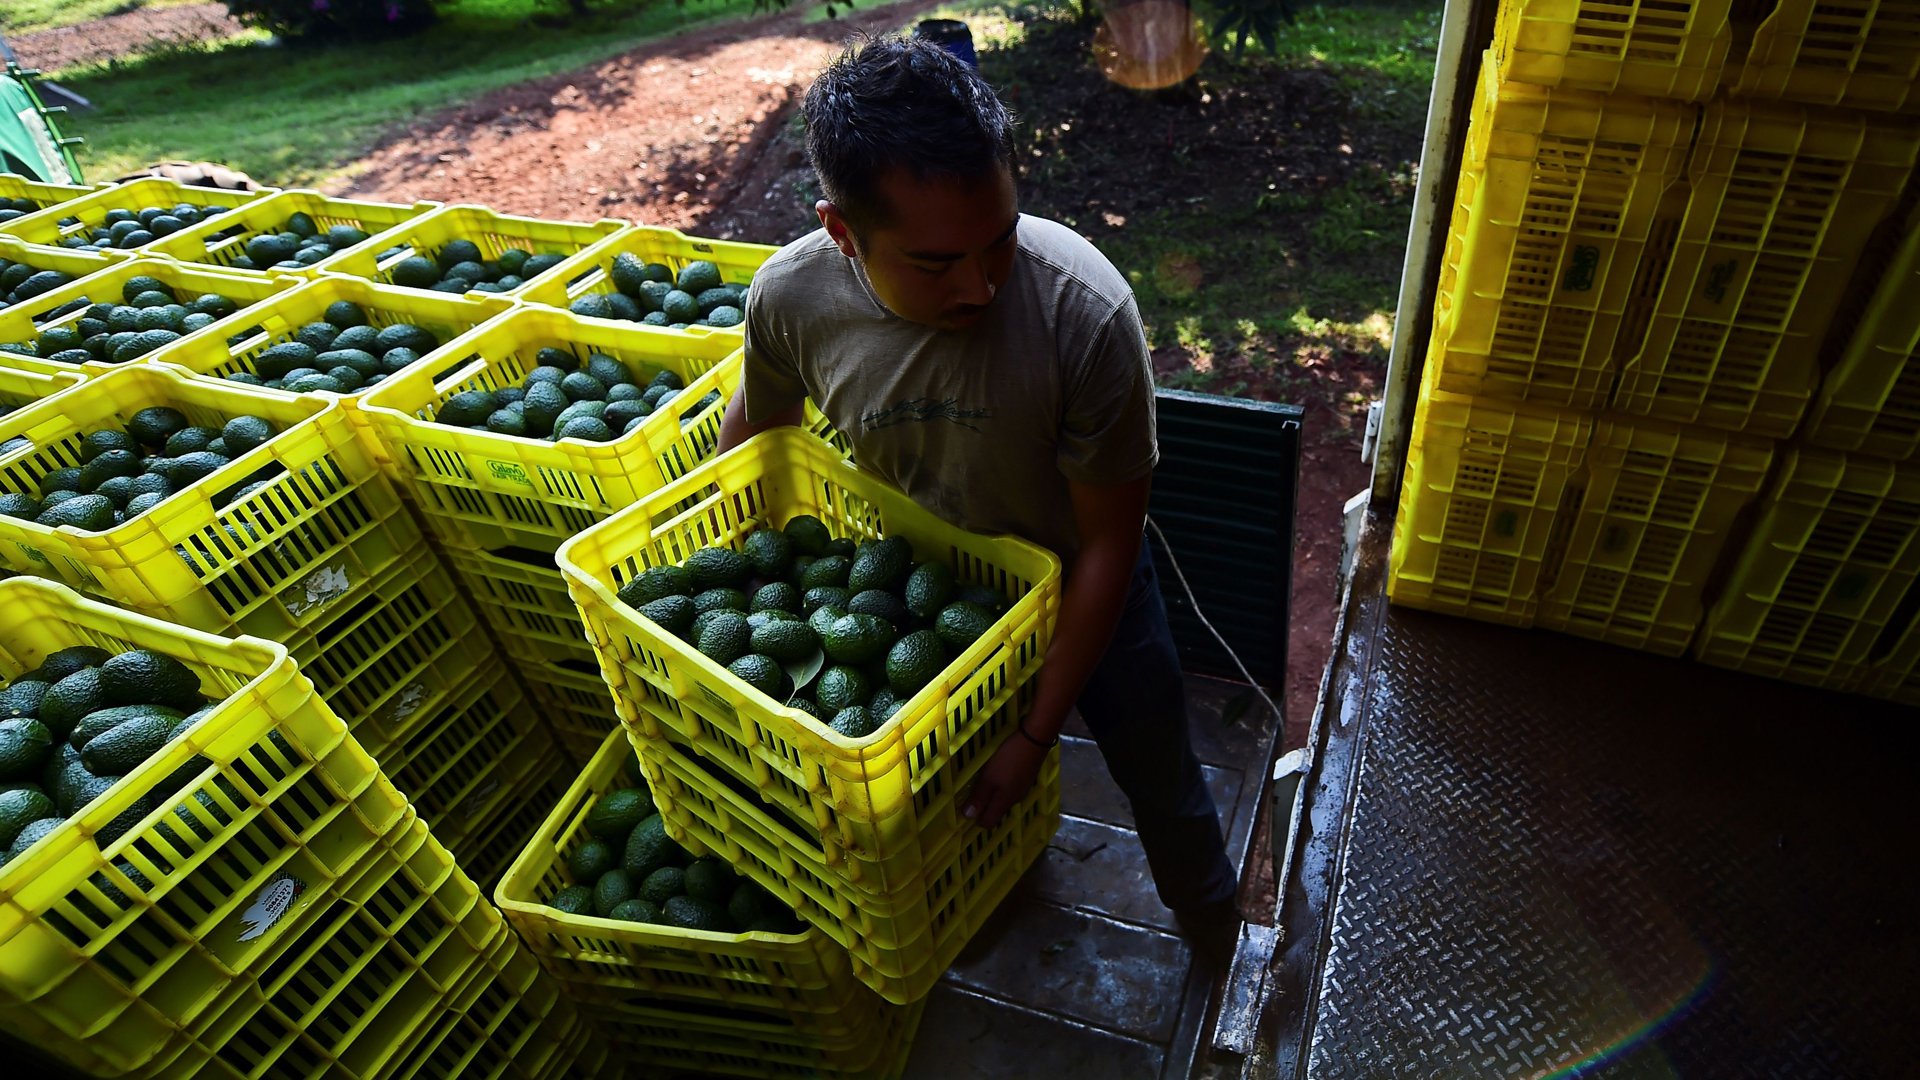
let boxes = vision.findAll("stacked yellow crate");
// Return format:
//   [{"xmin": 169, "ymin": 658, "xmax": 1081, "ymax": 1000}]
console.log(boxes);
[
  {"xmin": 1392, "ymin": 0, "xmax": 1920, "ymax": 703},
  {"xmin": 0, "ymin": 578, "xmax": 605, "ymax": 1079}
]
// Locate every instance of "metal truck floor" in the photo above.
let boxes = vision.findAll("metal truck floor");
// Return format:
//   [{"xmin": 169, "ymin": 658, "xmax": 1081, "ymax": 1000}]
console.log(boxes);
[
  {"xmin": 903, "ymin": 675, "xmax": 1274, "ymax": 1080},
  {"xmin": 1259, "ymin": 514, "xmax": 1920, "ymax": 1079}
]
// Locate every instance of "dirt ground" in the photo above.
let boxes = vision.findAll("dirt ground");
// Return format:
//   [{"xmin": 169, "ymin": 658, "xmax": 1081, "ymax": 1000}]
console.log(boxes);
[{"xmin": 8, "ymin": 3, "xmax": 244, "ymax": 73}]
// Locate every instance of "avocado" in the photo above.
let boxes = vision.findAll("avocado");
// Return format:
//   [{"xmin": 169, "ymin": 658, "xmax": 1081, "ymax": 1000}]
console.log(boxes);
[
  {"xmin": 750, "ymin": 621, "xmax": 818, "ymax": 664},
  {"xmin": 815, "ymin": 665, "xmax": 871, "ymax": 713},
  {"xmin": 726, "ymin": 654, "xmax": 782, "ymax": 699},
  {"xmin": 904, "ymin": 562, "xmax": 957, "ymax": 619},
  {"xmin": 848, "ymin": 536, "xmax": 914, "ymax": 593},
  {"xmin": 0, "ymin": 681, "xmax": 49, "ymax": 721},
  {"xmin": 695, "ymin": 612, "xmax": 751, "ymax": 666},
  {"xmin": 80, "ymin": 710, "xmax": 175, "ymax": 776},
  {"xmin": 885, "ymin": 630, "xmax": 948, "ymax": 696},
  {"xmin": 799, "ymin": 554, "xmax": 853, "ymax": 590},
  {"xmin": 637, "ymin": 865, "xmax": 685, "ymax": 905},
  {"xmin": 751, "ymin": 581, "xmax": 801, "ymax": 615},
  {"xmin": 0, "ymin": 719, "xmax": 52, "ymax": 782},
  {"xmin": 568, "ymin": 837, "xmax": 619, "ymax": 884},
  {"xmin": 623, "ymin": 814, "xmax": 687, "ymax": 880},
  {"xmin": 743, "ymin": 528, "xmax": 793, "ymax": 579},
  {"xmin": 99, "ymin": 649, "xmax": 202, "ymax": 710},
  {"xmin": 661, "ymin": 895, "xmax": 730, "ymax": 932},
  {"xmin": 5, "ymin": 816, "xmax": 63, "ymax": 862},
  {"xmin": 551, "ymin": 884, "xmax": 593, "ymax": 916},
  {"xmin": 685, "ymin": 547, "xmax": 752, "ymax": 590},
  {"xmin": 0, "ymin": 787, "xmax": 56, "ymax": 848},
  {"xmin": 936, "ymin": 601, "xmax": 997, "ymax": 652},
  {"xmin": 637, "ymin": 594, "xmax": 696, "ymax": 636},
  {"xmin": 609, "ymin": 898, "xmax": 661, "ymax": 923},
  {"xmin": 821, "ymin": 614, "xmax": 896, "ymax": 666},
  {"xmin": 41, "ymin": 669, "xmax": 110, "ymax": 740},
  {"xmin": 829, "ymin": 706, "xmax": 880, "ymax": 740},
  {"xmin": 692, "ymin": 588, "xmax": 748, "ymax": 616},
  {"xmin": 676, "ymin": 261, "xmax": 723, "ymax": 294},
  {"xmin": 592, "ymin": 869, "xmax": 637, "ymax": 917},
  {"xmin": 683, "ymin": 858, "xmax": 738, "ymax": 904},
  {"xmin": 585, "ymin": 787, "xmax": 653, "ymax": 841},
  {"xmin": 847, "ymin": 589, "xmax": 910, "ymax": 630}
]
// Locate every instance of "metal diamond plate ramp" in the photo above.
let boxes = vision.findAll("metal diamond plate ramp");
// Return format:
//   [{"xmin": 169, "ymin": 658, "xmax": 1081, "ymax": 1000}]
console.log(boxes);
[{"xmin": 1269, "ymin": 515, "xmax": 1920, "ymax": 1079}]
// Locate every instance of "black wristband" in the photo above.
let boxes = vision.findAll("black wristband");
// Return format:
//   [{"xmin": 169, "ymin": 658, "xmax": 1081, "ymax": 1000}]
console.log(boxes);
[{"xmin": 1015, "ymin": 723, "xmax": 1057, "ymax": 749}]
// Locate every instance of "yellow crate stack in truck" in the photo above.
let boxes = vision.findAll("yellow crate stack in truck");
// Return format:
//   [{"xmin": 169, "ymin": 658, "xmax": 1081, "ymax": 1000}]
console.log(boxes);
[{"xmin": 1390, "ymin": 0, "xmax": 1920, "ymax": 705}]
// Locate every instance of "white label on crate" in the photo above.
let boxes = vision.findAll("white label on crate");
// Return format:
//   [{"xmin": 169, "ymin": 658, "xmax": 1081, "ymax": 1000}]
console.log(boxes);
[
  {"xmin": 387, "ymin": 682, "xmax": 428, "ymax": 724},
  {"xmin": 238, "ymin": 872, "xmax": 306, "ymax": 941},
  {"xmin": 487, "ymin": 461, "xmax": 534, "ymax": 487},
  {"xmin": 289, "ymin": 563, "xmax": 355, "ymax": 616}
]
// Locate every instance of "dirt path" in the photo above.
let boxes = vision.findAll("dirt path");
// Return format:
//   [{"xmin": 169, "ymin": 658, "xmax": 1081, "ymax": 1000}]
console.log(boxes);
[
  {"xmin": 331, "ymin": 0, "xmax": 944, "ymax": 235},
  {"xmin": 8, "ymin": 3, "xmax": 245, "ymax": 73}
]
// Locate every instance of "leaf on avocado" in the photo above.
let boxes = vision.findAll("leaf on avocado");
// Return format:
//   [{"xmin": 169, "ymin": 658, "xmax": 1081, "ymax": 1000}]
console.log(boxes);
[{"xmin": 782, "ymin": 647, "xmax": 825, "ymax": 695}]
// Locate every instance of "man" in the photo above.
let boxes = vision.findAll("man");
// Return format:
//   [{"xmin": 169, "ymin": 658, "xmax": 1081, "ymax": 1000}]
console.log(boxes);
[{"xmin": 716, "ymin": 33, "xmax": 1237, "ymax": 953}]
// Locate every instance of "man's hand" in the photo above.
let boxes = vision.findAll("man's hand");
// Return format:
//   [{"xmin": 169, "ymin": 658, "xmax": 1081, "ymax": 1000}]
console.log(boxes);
[{"xmin": 961, "ymin": 729, "xmax": 1050, "ymax": 827}]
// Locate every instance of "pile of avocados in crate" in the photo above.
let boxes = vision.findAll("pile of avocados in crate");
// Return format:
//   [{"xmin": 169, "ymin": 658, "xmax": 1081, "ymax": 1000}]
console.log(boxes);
[{"xmin": 0, "ymin": 176, "xmax": 1063, "ymax": 1075}]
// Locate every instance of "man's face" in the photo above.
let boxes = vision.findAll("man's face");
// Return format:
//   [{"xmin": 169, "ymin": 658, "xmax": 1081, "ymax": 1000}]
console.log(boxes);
[{"xmin": 819, "ymin": 166, "xmax": 1020, "ymax": 332}]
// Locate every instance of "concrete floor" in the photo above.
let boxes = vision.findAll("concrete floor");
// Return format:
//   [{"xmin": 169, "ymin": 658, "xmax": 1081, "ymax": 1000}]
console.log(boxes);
[{"xmin": 901, "ymin": 676, "xmax": 1276, "ymax": 1080}]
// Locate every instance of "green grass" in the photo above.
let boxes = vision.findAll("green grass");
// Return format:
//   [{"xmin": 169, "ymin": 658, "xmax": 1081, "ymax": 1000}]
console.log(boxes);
[
  {"xmin": 57, "ymin": 0, "xmax": 774, "ymax": 185},
  {"xmin": 2, "ymin": 0, "xmax": 193, "ymax": 36}
]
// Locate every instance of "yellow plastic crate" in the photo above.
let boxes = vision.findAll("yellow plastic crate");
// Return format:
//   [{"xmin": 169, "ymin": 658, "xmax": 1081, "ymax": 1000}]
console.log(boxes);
[
  {"xmin": 1434, "ymin": 55, "xmax": 1696, "ymax": 408},
  {"xmin": 517, "ymin": 662, "xmax": 620, "ymax": 768},
  {"xmin": 0, "ymin": 176, "xmax": 270, "ymax": 254},
  {"xmin": 279, "ymin": 542, "xmax": 490, "ymax": 760},
  {"xmin": 0, "ymin": 237, "xmax": 119, "ymax": 315},
  {"xmin": 583, "ymin": 994, "xmax": 925, "ymax": 1079},
  {"xmin": 519, "ymin": 224, "xmax": 777, "ymax": 331},
  {"xmin": 1389, "ymin": 353, "xmax": 1595, "ymax": 625},
  {"xmin": 387, "ymin": 662, "xmax": 553, "ymax": 855},
  {"xmin": 0, "ymin": 351, "xmax": 88, "ymax": 408},
  {"xmin": 498, "ymin": 731, "xmax": 885, "ymax": 1019},
  {"xmin": 318, "ymin": 203, "xmax": 623, "ymax": 299},
  {"xmin": 636, "ymin": 732, "xmax": 1058, "ymax": 1003},
  {"xmin": 461, "ymin": 750, "xmax": 572, "ymax": 892},
  {"xmin": 441, "ymin": 543, "xmax": 596, "ymax": 668},
  {"xmin": 1537, "ymin": 417, "xmax": 1775, "ymax": 655},
  {"xmin": 144, "ymin": 189, "xmax": 441, "ymax": 278},
  {"xmin": 1613, "ymin": 101, "xmax": 1920, "ymax": 436},
  {"xmin": 1696, "ymin": 449, "xmax": 1920, "ymax": 695},
  {"xmin": 0, "ymin": 365, "xmax": 422, "ymax": 642},
  {"xmin": 556, "ymin": 426, "xmax": 1062, "ymax": 880},
  {"xmin": 382, "ymin": 905, "xmax": 601, "ymax": 1080},
  {"xmin": 131, "ymin": 810, "xmax": 517, "ymax": 1080},
  {"xmin": 0, "ymin": 577, "xmax": 412, "ymax": 1075},
  {"xmin": 1805, "ymin": 202, "xmax": 1920, "ymax": 460},
  {"xmin": 0, "ymin": 257, "xmax": 297, "ymax": 374},
  {"xmin": 363, "ymin": 305, "xmax": 742, "ymax": 543},
  {"xmin": 1494, "ymin": 0, "xmax": 1733, "ymax": 99},
  {"xmin": 153, "ymin": 271, "xmax": 513, "ymax": 395},
  {"xmin": 0, "ymin": 173, "xmax": 102, "ymax": 219},
  {"xmin": 1729, "ymin": 0, "xmax": 1920, "ymax": 112}
]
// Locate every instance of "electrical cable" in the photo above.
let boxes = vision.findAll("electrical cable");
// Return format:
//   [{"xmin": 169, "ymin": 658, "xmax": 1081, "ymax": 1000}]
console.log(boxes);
[{"xmin": 1145, "ymin": 514, "xmax": 1284, "ymax": 725}]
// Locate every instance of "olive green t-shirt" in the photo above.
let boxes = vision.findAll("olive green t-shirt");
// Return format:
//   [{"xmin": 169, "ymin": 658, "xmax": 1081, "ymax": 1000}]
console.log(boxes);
[{"xmin": 741, "ymin": 215, "xmax": 1156, "ymax": 562}]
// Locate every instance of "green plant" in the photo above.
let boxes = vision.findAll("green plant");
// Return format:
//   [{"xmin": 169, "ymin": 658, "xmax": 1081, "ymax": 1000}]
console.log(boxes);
[{"xmin": 1200, "ymin": 0, "xmax": 1293, "ymax": 55}]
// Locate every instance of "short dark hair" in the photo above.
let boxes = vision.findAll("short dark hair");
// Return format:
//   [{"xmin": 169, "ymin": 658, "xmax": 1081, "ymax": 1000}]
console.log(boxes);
[{"xmin": 803, "ymin": 34, "xmax": 1016, "ymax": 234}]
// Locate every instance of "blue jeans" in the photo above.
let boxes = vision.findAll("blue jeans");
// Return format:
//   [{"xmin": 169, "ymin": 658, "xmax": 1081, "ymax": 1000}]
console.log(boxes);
[{"xmin": 1074, "ymin": 540, "xmax": 1237, "ymax": 911}]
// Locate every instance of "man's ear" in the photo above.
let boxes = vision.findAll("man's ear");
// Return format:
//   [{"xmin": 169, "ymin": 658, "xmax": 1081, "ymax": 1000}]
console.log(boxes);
[{"xmin": 816, "ymin": 200, "xmax": 860, "ymax": 259}]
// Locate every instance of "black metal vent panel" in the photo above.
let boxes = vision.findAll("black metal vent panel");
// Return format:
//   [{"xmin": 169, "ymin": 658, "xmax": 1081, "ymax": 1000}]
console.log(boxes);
[{"xmin": 1147, "ymin": 389, "xmax": 1302, "ymax": 691}]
